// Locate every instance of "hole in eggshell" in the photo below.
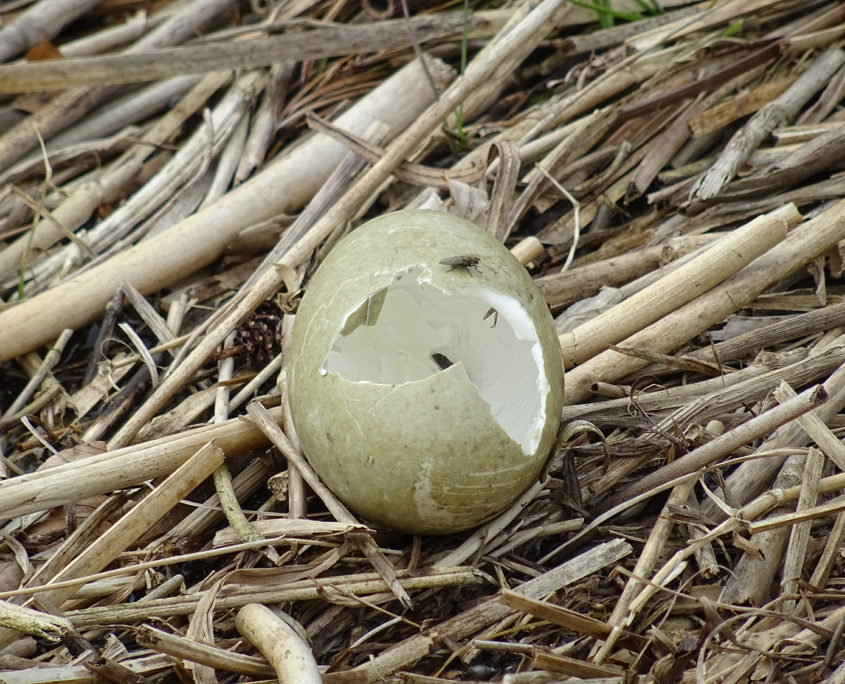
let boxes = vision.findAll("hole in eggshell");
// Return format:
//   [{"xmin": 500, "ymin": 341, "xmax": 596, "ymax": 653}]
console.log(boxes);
[{"xmin": 322, "ymin": 267, "xmax": 550, "ymax": 454}]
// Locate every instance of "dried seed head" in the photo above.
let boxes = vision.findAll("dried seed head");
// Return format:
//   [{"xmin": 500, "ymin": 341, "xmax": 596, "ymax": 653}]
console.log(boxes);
[{"xmin": 234, "ymin": 301, "xmax": 283, "ymax": 367}]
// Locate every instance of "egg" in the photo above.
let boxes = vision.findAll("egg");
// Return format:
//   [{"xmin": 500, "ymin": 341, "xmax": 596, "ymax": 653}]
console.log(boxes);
[{"xmin": 288, "ymin": 209, "xmax": 564, "ymax": 534}]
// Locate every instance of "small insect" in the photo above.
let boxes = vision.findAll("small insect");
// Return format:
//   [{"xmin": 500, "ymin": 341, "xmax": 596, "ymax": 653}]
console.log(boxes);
[
  {"xmin": 431, "ymin": 353, "xmax": 454, "ymax": 370},
  {"xmin": 483, "ymin": 307, "xmax": 498, "ymax": 328},
  {"xmin": 439, "ymin": 255, "xmax": 481, "ymax": 275}
]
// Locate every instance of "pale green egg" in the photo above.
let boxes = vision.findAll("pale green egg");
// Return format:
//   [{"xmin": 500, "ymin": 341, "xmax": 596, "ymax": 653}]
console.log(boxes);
[{"xmin": 288, "ymin": 209, "xmax": 564, "ymax": 534}]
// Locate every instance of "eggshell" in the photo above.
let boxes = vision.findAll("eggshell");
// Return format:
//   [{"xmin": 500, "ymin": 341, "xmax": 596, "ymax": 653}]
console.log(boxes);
[{"xmin": 288, "ymin": 209, "xmax": 564, "ymax": 534}]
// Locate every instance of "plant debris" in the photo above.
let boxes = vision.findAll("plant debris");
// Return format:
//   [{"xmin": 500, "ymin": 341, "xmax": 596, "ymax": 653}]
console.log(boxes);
[{"xmin": 3, "ymin": 0, "xmax": 845, "ymax": 681}]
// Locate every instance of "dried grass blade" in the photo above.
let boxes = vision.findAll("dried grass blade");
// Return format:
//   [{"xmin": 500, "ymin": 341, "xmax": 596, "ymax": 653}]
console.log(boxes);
[
  {"xmin": 565, "ymin": 198, "xmax": 845, "ymax": 402},
  {"xmin": 0, "ymin": 407, "xmax": 284, "ymax": 521},
  {"xmin": 353, "ymin": 538, "xmax": 632, "ymax": 681},
  {"xmin": 0, "ymin": 0, "xmax": 103, "ymax": 61},
  {"xmin": 0, "ymin": 16, "xmax": 471, "ymax": 94},
  {"xmin": 497, "ymin": 589, "xmax": 647, "ymax": 648},
  {"xmin": 0, "ymin": 328, "xmax": 72, "ymax": 423},
  {"xmin": 559, "ymin": 203, "xmax": 798, "ymax": 369},
  {"xmin": 693, "ymin": 48, "xmax": 845, "ymax": 200},
  {"xmin": 699, "ymin": 345, "xmax": 845, "ymax": 520},
  {"xmin": 136, "ymin": 623, "xmax": 274, "ymax": 677},
  {"xmin": 598, "ymin": 384, "xmax": 826, "ymax": 514},
  {"xmin": 36, "ymin": 442, "xmax": 224, "ymax": 609},
  {"xmin": 63, "ymin": 568, "xmax": 483, "ymax": 627}
]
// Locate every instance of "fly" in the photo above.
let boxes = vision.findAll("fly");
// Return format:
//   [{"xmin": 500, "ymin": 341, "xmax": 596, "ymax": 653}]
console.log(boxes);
[
  {"xmin": 439, "ymin": 255, "xmax": 481, "ymax": 275},
  {"xmin": 432, "ymin": 353, "xmax": 454, "ymax": 370},
  {"xmin": 483, "ymin": 307, "xmax": 498, "ymax": 328}
]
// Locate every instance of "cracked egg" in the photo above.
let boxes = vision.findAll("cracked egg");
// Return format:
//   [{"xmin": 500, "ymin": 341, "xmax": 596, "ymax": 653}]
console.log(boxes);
[{"xmin": 288, "ymin": 209, "xmax": 564, "ymax": 534}]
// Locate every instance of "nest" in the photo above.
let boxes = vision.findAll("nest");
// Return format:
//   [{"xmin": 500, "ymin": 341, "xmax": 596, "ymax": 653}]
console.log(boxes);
[{"xmin": 2, "ymin": 0, "xmax": 845, "ymax": 681}]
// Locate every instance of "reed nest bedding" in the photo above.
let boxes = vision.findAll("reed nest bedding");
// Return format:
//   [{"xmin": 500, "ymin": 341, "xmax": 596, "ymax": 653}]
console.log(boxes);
[{"xmin": 4, "ymin": 0, "xmax": 845, "ymax": 681}]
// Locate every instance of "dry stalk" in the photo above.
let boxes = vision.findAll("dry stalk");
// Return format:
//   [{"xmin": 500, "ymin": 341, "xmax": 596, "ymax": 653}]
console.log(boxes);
[
  {"xmin": 628, "ymin": 0, "xmax": 791, "ymax": 52},
  {"xmin": 643, "ymin": 470, "xmax": 845, "ymax": 616},
  {"xmin": 599, "ymin": 383, "xmax": 826, "ymax": 513},
  {"xmin": 155, "ymin": 458, "xmax": 270, "ymax": 547},
  {"xmin": 35, "ymin": 443, "xmax": 223, "ymax": 608},
  {"xmin": 433, "ymin": 480, "xmax": 548, "ymax": 568},
  {"xmin": 809, "ymin": 508, "xmax": 845, "ymax": 590},
  {"xmin": 0, "ymin": 71, "xmax": 232, "ymax": 281},
  {"xmin": 136, "ymin": 624, "xmax": 274, "ymax": 677},
  {"xmin": 562, "ymin": 345, "xmax": 845, "ymax": 423},
  {"xmin": 0, "ymin": 53, "xmax": 452, "ymax": 380},
  {"xmin": 4, "ymin": 3, "xmax": 845, "ymax": 681},
  {"xmin": 59, "ymin": 10, "xmax": 160, "ymax": 58},
  {"xmin": 26, "ymin": 70, "xmax": 267, "ymax": 295},
  {"xmin": 719, "ymin": 449, "xmax": 807, "ymax": 606},
  {"xmin": 0, "ymin": 0, "xmax": 237, "ymax": 178},
  {"xmin": 47, "ymin": 75, "xmax": 200, "ymax": 151},
  {"xmin": 0, "ymin": 0, "xmax": 104, "ymax": 61},
  {"xmin": 236, "ymin": 603, "xmax": 321, "ymax": 683},
  {"xmin": 64, "ymin": 568, "xmax": 484, "ymax": 627},
  {"xmin": 693, "ymin": 48, "xmax": 845, "ymax": 199},
  {"xmin": 1, "ymin": 532, "xmax": 351, "ymax": 602},
  {"xmin": 0, "ymin": 657, "xmax": 172, "ymax": 683},
  {"xmin": 559, "ymin": 203, "xmax": 798, "ymax": 368},
  {"xmin": 236, "ymin": 63, "xmax": 295, "ymax": 183},
  {"xmin": 593, "ymin": 475, "xmax": 697, "ymax": 663},
  {"xmin": 0, "ymin": 15, "xmax": 474, "ymax": 94},
  {"xmin": 688, "ymin": 300, "xmax": 845, "ymax": 364},
  {"xmin": 211, "ymin": 334, "xmax": 262, "ymax": 545},
  {"xmin": 0, "ymin": 406, "xmax": 285, "ymax": 520},
  {"xmin": 700, "ymin": 340, "xmax": 845, "ymax": 519},
  {"xmin": 352, "ymin": 538, "xmax": 632, "ymax": 682},
  {"xmin": 0, "ymin": 600, "xmax": 73, "ymax": 640},
  {"xmin": 565, "ymin": 198, "xmax": 845, "ymax": 403},
  {"xmin": 780, "ymin": 447, "xmax": 823, "ymax": 604}
]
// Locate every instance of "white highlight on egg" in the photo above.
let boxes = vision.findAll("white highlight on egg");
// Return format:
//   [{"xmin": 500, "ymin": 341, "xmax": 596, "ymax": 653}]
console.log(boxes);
[{"xmin": 323, "ymin": 267, "xmax": 549, "ymax": 455}]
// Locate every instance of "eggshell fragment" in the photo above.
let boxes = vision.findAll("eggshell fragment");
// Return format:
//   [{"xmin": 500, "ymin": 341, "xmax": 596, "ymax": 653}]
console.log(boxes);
[{"xmin": 288, "ymin": 209, "xmax": 564, "ymax": 534}]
